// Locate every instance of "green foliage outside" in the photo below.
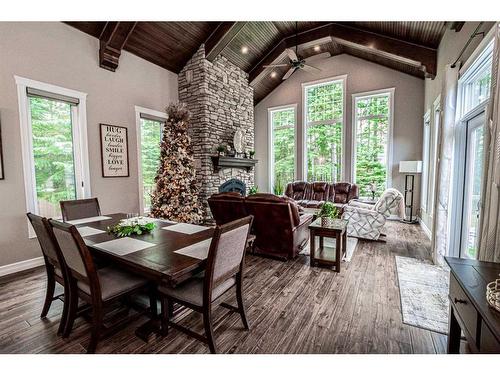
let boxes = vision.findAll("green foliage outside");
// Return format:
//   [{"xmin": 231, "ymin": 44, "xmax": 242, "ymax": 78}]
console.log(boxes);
[
  {"xmin": 271, "ymin": 108, "xmax": 295, "ymax": 190},
  {"xmin": 30, "ymin": 96, "xmax": 76, "ymax": 217},
  {"xmin": 140, "ymin": 119, "xmax": 162, "ymax": 210}
]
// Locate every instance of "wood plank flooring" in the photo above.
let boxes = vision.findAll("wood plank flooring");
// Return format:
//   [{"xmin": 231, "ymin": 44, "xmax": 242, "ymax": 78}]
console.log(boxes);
[{"xmin": 0, "ymin": 221, "xmax": 448, "ymax": 354}]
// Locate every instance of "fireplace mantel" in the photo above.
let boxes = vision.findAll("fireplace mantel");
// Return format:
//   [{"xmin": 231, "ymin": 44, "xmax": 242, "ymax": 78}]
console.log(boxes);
[{"xmin": 211, "ymin": 156, "xmax": 258, "ymax": 172}]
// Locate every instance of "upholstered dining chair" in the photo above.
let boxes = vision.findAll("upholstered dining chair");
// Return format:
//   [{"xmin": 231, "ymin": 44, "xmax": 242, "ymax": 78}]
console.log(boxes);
[
  {"xmin": 49, "ymin": 219, "xmax": 154, "ymax": 353},
  {"xmin": 26, "ymin": 213, "xmax": 70, "ymax": 335},
  {"xmin": 158, "ymin": 215, "xmax": 253, "ymax": 354},
  {"xmin": 60, "ymin": 198, "xmax": 101, "ymax": 222}
]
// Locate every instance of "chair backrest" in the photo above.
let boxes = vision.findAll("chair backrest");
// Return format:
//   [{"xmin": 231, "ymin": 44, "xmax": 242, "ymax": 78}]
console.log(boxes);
[
  {"xmin": 374, "ymin": 188, "xmax": 405, "ymax": 217},
  {"xmin": 49, "ymin": 219, "xmax": 101, "ymax": 297},
  {"xmin": 208, "ymin": 192, "xmax": 247, "ymax": 225},
  {"xmin": 204, "ymin": 216, "xmax": 253, "ymax": 300},
  {"xmin": 308, "ymin": 182, "xmax": 330, "ymax": 202},
  {"xmin": 27, "ymin": 213, "xmax": 63, "ymax": 269},
  {"xmin": 60, "ymin": 198, "xmax": 101, "ymax": 222},
  {"xmin": 285, "ymin": 181, "xmax": 308, "ymax": 201}
]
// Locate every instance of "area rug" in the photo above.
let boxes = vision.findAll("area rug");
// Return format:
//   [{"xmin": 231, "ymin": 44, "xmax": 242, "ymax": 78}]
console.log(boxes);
[
  {"xmin": 300, "ymin": 236, "xmax": 358, "ymax": 262},
  {"xmin": 395, "ymin": 256, "xmax": 450, "ymax": 334}
]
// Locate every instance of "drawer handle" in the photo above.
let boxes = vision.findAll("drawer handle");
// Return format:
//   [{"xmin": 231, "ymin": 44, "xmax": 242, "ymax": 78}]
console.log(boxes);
[{"xmin": 454, "ymin": 298, "xmax": 467, "ymax": 305}]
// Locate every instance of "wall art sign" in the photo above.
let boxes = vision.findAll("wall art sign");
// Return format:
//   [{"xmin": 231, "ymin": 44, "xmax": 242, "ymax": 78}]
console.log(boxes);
[{"xmin": 100, "ymin": 123, "xmax": 129, "ymax": 177}]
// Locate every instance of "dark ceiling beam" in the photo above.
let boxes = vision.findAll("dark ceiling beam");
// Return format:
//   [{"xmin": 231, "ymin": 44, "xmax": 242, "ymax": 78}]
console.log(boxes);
[
  {"xmin": 99, "ymin": 22, "xmax": 137, "ymax": 71},
  {"xmin": 204, "ymin": 22, "xmax": 247, "ymax": 62},
  {"xmin": 449, "ymin": 22, "xmax": 465, "ymax": 32},
  {"xmin": 249, "ymin": 22, "xmax": 438, "ymax": 82}
]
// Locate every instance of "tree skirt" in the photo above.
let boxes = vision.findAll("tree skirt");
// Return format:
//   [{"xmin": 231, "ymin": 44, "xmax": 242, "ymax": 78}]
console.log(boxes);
[
  {"xmin": 395, "ymin": 256, "xmax": 450, "ymax": 334},
  {"xmin": 300, "ymin": 236, "xmax": 358, "ymax": 262}
]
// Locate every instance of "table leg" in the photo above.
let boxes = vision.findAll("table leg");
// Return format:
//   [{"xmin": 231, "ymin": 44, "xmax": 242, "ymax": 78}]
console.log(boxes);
[
  {"xmin": 335, "ymin": 234, "xmax": 341, "ymax": 273},
  {"xmin": 319, "ymin": 236, "xmax": 324, "ymax": 250},
  {"xmin": 342, "ymin": 230, "xmax": 347, "ymax": 258},
  {"xmin": 310, "ymin": 230, "xmax": 315, "ymax": 267},
  {"xmin": 447, "ymin": 306, "xmax": 461, "ymax": 353}
]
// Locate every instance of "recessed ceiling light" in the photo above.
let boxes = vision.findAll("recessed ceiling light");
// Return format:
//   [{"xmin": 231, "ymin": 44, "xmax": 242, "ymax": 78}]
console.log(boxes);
[
  {"xmin": 270, "ymin": 71, "xmax": 277, "ymax": 78},
  {"xmin": 313, "ymin": 45, "xmax": 321, "ymax": 52},
  {"xmin": 241, "ymin": 46, "xmax": 249, "ymax": 54}
]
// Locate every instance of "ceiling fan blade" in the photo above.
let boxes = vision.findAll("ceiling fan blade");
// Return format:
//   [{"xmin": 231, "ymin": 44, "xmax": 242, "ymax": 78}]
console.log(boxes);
[
  {"xmin": 263, "ymin": 64, "xmax": 290, "ymax": 68},
  {"xmin": 282, "ymin": 67, "xmax": 296, "ymax": 80},
  {"xmin": 301, "ymin": 64, "xmax": 321, "ymax": 73},
  {"xmin": 285, "ymin": 48, "xmax": 298, "ymax": 61}
]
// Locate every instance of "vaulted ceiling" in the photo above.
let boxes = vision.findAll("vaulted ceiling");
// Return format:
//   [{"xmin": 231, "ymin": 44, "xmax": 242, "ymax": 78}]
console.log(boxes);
[{"xmin": 65, "ymin": 21, "xmax": 459, "ymax": 103}]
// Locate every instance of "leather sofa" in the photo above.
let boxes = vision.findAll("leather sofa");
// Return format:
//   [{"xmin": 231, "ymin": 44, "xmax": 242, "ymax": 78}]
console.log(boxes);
[
  {"xmin": 284, "ymin": 181, "xmax": 359, "ymax": 211},
  {"xmin": 208, "ymin": 192, "xmax": 313, "ymax": 260}
]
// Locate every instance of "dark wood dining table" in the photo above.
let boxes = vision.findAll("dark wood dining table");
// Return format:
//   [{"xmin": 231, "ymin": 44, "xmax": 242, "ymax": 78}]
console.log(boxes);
[{"xmin": 72, "ymin": 213, "xmax": 215, "ymax": 339}]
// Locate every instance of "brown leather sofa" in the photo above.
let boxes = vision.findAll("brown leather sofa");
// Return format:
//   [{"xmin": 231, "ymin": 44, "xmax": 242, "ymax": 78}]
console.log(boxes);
[
  {"xmin": 208, "ymin": 192, "xmax": 313, "ymax": 260},
  {"xmin": 284, "ymin": 181, "xmax": 359, "ymax": 211}
]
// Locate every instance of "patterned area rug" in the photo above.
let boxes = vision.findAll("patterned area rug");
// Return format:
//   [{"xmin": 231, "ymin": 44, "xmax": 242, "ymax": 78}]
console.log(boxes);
[
  {"xmin": 395, "ymin": 256, "xmax": 450, "ymax": 334},
  {"xmin": 300, "ymin": 237, "xmax": 358, "ymax": 262}
]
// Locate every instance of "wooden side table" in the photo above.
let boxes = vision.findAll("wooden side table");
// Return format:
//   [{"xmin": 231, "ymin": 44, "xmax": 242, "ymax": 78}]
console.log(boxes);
[{"xmin": 309, "ymin": 218, "xmax": 348, "ymax": 272}]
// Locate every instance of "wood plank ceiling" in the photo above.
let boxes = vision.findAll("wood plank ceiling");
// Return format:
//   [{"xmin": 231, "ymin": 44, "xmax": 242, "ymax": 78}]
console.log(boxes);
[{"xmin": 65, "ymin": 21, "xmax": 452, "ymax": 103}]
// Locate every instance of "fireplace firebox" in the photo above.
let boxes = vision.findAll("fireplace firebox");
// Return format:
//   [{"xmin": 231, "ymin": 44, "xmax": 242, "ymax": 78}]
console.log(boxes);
[{"xmin": 219, "ymin": 179, "xmax": 246, "ymax": 195}]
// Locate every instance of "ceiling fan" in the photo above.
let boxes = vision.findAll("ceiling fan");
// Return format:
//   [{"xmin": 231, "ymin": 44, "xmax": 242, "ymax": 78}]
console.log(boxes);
[{"xmin": 263, "ymin": 22, "xmax": 322, "ymax": 80}]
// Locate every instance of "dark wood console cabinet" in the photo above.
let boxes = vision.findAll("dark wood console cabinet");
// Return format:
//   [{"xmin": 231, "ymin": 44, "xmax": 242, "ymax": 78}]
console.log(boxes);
[{"xmin": 445, "ymin": 257, "xmax": 500, "ymax": 353}]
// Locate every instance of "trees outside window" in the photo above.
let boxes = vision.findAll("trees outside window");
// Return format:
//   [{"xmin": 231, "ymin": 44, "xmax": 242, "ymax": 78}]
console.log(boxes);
[
  {"xmin": 353, "ymin": 90, "xmax": 393, "ymax": 198},
  {"xmin": 304, "ymin": 78, "xmax": 344, "ymax": 182},
  {"xmin": 140, "ymin": 118, "xmax": 163, "ymax": 212},
  {"xmin": 269, "ymin": 106, "xmax": 295, "ymax": 191}
]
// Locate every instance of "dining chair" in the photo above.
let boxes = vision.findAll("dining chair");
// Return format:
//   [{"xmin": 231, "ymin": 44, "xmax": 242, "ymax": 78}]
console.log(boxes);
[
  {"xmin": 49, "ymin": 219, "xmax": 154, "ymax": 353},
  {"xmin": 158, "ymin": 215, "xmax": 253, "ymax": 354},
  {"xmin": 26, "ymin": 213, "xmax": 70, "ymax": 335},
  {"xmin": 60, "ymin": 197, "xmax": 101, "ymax": 222}
]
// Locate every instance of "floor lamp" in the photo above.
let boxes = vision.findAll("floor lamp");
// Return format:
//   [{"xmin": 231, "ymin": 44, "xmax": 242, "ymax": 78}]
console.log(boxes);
[{"xmin": 399, "ymin": 161, "xmax": 422, "ymax": 224}]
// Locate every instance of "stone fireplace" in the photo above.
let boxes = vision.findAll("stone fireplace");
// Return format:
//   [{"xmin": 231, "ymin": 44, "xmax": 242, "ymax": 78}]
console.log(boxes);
[
  {"xmin": 219, "ymin": 178, "xmax": 246, "ymax": 195},
  {"xmin": 178, "ymin": 45, "xmax": 255, "ymax": 220}
]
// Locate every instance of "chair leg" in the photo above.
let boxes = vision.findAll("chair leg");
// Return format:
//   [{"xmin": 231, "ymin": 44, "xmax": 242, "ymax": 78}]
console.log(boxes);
[
  {"xmin": 57, "ymin": 284, "xmax": 70, "ymax": 335},
  {"xmin": 41, "ymin": 269, "xmax": 55, "ymax": 318},
  {"xmin": 62, "ymin": 281, "xmax": 78, "ymax": 338},
  {"xmin": 159, "ymin": 296, "xmax": 169, "ymax": 336},
  {"xmin": 202, "ymin": 307, "xmax": 217, "ymax": 354},
  {"xmin": 236, "ymin": 277, "xmax": 250, "ymax": 330},
  {"xmin": 87, "ymin": 305, "xmax": 103, "ymax": 354},
  {"xmin": 148, "ymin": 286, "xmax": 158, "ymax": 317}
]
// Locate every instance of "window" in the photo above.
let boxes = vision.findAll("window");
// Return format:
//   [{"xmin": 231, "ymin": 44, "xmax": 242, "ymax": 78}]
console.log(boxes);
[
  {"xmin": 135, "ymin": 106, "xmax": 166, "ymax": 213},
  {"xmin": 421, "ymin": 111, "xmax": 431, "ymax": 212},
  {"xmin": 16, "ymin": 76, "xmax": 90, "ymax": 230},
  {"xmin": 428, "ymin": 100, "xmax": 440, "ymax": 216},
  {"xmin": 303, "ymin": 76, "xmax": 345, "ymax": 182},
  {"xmin": 268, "ymin": 105, "xmax": 296, "ymax": 192},
  {"xmin": 352, "ymin": 89, "xmax": 393, "ymax": 197}
]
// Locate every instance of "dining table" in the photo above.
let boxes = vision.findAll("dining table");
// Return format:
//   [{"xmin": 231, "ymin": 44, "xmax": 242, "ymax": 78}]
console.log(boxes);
[{"xmin": 67, "ymin": 213, "xmax": 216, "ymax": 340}]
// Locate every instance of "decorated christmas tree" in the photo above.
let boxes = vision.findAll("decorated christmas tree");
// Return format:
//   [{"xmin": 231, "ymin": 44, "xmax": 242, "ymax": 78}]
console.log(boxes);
[{"xmin": 150, "ymin": 103, "xmax": 203, "ymax": 223}]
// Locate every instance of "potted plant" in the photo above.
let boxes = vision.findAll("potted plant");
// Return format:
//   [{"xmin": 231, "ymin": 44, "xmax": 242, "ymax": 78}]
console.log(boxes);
[
  {"xmin": 216, "ymin": 144, "xmax": 225, "ymax": 157},
  {"xmin": 248, "ymin": 150, "xmax": 255, "ymax": 159},
  {"xmin": 248, "ymin": 185, "xmax": 258, "ymax": 195},
  {"xmin": 273, "ymin": 179, "xmax": 284, "ymax": 196},
  {"xmin": 318, "ymin": 202, "xmax": 339, "ymax": 226}
]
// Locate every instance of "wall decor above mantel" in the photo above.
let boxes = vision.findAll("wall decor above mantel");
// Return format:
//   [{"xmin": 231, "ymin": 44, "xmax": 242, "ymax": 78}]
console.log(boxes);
[
  {"xmin": 100, "ymin": 123, "xmax": 129, "ymax": 177},
  {"xmin": 211, "ymin": 156, "xmax": 258, "ymax": 172}
]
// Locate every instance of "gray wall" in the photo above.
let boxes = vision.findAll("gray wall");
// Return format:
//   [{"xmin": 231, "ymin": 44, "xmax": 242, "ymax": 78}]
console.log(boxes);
[
  {"xmin": 254, "ymin": 53, "xmax": 425, "ymax": 208},
  {"xmin": 0, "ymin": 22, "xmax": 178, "ymax": 268},
  {"xmin": 420, "ymin": 22, "xmax": 495, "ymax": 231}
]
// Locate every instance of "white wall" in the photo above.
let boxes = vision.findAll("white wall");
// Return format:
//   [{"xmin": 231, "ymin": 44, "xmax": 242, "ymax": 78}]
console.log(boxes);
[
  {"xmin": 0, "ymin": 22, "xmax": 178, "ymax": 268},
  {"xmin": 254, "ymin": 53, "xmax": 425, "ymax": 207}
]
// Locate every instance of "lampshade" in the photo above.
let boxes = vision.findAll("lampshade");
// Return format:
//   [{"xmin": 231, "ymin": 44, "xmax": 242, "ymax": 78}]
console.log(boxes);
[{"xmin": 399, "ymin": 160, "xmax": 422, "ymax": 173}]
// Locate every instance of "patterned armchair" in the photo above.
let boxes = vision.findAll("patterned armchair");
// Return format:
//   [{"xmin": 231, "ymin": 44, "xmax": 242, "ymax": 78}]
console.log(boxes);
[{"xmin": 342, "ymin": 188, "xmax": 405, "ymax": 241}]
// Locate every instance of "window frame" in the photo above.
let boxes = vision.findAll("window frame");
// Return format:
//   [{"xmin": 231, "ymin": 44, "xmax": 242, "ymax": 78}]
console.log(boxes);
[
  {"xmin": 421, "ymin": 109, "xmax": 431, "ymax": 213},
  {"xmin": 15, "ymin": 76, "xmax": 90, "ymax": 237},
  {"xmin": 351, "ymin": 87, "xmax": 395, "ymax": 194},
  {"xmin": 135, "ymin": 105, "xmax": 167, "ymax": 214},
  {"xmin": 302, "ymin": 74, "xmax": 347, "ymax": 182},
  {"xmin": 267, "ymin": 103, "xmax": 297, "ymax": 191}
]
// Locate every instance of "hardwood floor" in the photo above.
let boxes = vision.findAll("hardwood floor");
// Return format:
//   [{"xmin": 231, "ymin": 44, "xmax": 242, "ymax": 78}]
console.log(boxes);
[{"xmin": 0, "ymin": 221, "xmax": 448, "ymax": 353}]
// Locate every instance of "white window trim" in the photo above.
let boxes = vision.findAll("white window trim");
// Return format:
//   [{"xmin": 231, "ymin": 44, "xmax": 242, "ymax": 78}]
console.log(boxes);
[
  {"xmin": 421, "ymin": 109, "xmax": 431, "ymax": 213},
  {"xmin": 267, "ymin": 103, "xmax": 297, "ymax": 192},
  {"xmin": 135, "ymin": 106, "xmax": 167, "ymax": 214},
  {"xmin": 302, "ymin": 74, "xmax": 347, "ymax": 181},
  {"xmin": 351, "ymin": 87, "xmax": 395, "ymax": 192},
  {"xmin": 15, "ymin": 76, "xmax": 90, "ymax": 238}
]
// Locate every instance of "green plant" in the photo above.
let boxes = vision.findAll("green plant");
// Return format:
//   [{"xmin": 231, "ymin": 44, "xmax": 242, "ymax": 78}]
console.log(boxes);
[
  {"xmin": 273, "ymin": 179, "xmax": 284, "ymax": 196},
  {"xmin": 216, "ymin": 144, "xmax": 225, "ymax": 153},
  {"xmin": 318, "ymin": 202, "xmax": 339, "ymax": 219},
  {"xmin": 248, "ymin": 150, "xmax": 255, "ymax": 157},
  {"xmin": 107, "ymin": 217, "xmax": 156, "ymax": 237},
  {"xmin": 248, "ymin": 186, "xmax": 258, "ymax": 195}
]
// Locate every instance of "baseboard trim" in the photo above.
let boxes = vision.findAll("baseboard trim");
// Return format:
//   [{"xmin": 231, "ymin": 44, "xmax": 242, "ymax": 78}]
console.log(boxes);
[
  {"xmin": 419, "ymin": 218, "xmax": 432, "ymax": 240},
  {"xmin": 0, "ymin": 257, "xmax": 44, "ymax": 278}
]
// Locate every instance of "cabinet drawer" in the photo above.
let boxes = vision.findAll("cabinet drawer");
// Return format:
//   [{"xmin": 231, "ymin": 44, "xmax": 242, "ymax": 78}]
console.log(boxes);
[
  {"xmin": 480, "ymin": 321, "xmax": 500, "ymax": 353},
  {"xmin": 450, "ymin": 273, "xmax": 478, "ymax": 341}
]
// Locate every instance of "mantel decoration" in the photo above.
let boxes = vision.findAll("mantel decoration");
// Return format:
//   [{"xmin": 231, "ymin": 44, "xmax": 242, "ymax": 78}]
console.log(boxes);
[
  {"xmin": 486, "ymin": 275, "xmax": 500, "ymax": 313},
  {"xmin": 100, "ymin": 123, "xmax": 129, "ymax": 177},
  {"xmin": 150, "ymin": 103, "xmax": 203, "ymax": 223},
  {"xmin": 107, "ymin": 216, "xmax": 156, "ymax": 237},
  {"xmin": 318, "ymin": 202, "xmax": 340, "ymax": 226}
]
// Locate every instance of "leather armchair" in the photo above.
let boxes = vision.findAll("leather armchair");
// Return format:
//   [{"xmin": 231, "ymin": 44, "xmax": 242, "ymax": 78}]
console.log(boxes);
[
  {"xmin": 207, "ymin": 192, "xmax": 247, "ymax": 225},
  {"xmin": 284, "ymin": 181, "xmax": 359, "ymax": 210},
  {"xmin": 244, "ymin": 193, "xmax": 313, "ymax": 260}
]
